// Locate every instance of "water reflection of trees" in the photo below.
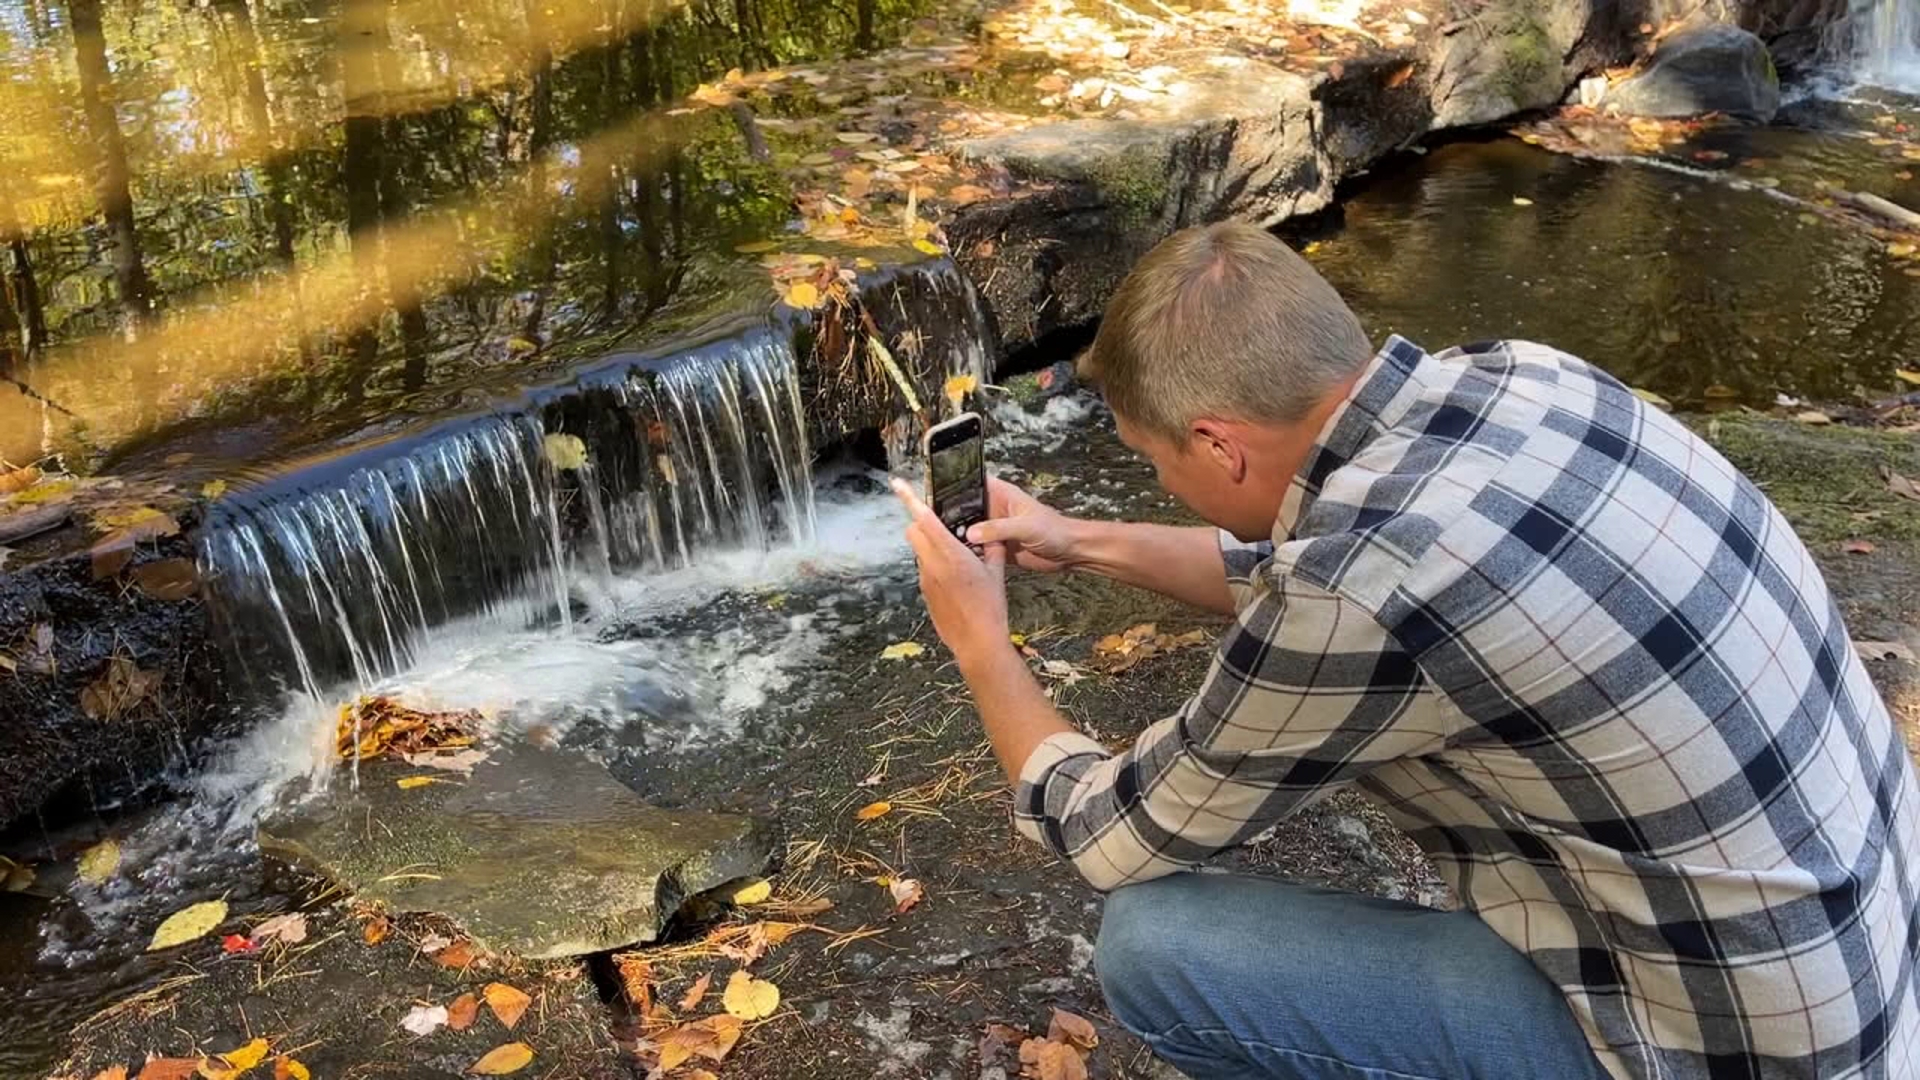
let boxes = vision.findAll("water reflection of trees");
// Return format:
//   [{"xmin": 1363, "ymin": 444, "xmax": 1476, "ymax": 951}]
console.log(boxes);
[
  {"xmin": 1312, "ymin": 140, "xmax": 1918, "ymax": 404},
  {"xmin": 0, "ymin": 0, "xmax": 923, "ymax": 466}
]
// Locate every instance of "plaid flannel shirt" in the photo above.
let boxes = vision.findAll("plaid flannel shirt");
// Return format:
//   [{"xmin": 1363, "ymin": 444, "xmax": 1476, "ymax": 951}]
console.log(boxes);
[{"xmin": 1017, "ymin": 337, "xmax": 1920, "ymax": 1079}]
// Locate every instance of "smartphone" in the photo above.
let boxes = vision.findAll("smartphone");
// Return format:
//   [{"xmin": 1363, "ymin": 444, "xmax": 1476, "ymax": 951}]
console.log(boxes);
[{"xmin": 923, "ymin": 412, "xmax": 988, "ymax": 542}]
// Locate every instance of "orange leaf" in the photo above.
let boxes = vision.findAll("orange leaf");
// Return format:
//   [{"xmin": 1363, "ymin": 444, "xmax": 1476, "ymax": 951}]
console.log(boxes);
[
  {"xmin": 447, "ymin": 992, "xmax": 481, "ymax": 1031},
  {"xmin": 136, "ymin": 1061, "xmax": 200, "ymax": 1080},
  {"xmin": 363, "ymin": 915, "xmax": 390, "ymax": 945},
  {"xmin": 483, "ymin": 982, "xmax": 532, "ymax": 1030},
  {"xmin": 434, "ymin": 939, "xmax": 481, "ymax": 969},
  {"xmin": 678, "ymin": 971, "xmax": 713, "ymax": 1011},
  {"xmin": 468, "ymin": 1042, "xmax": 533, "ymax": 1075},
  {"xmin": 854, "ymin": 800, "xmax": 892, "ymax": 821},
  {"xmin": 90, "ymin": 1068, "xmax": 129, "ymax": 1080},
  {"xmin": 1844, "ymin": 539, "xmax": 1877, "ymax": 555},
  {"xmin": 1048, "ymin": 1008, "xmax": 1099, "ymax": 1050}
]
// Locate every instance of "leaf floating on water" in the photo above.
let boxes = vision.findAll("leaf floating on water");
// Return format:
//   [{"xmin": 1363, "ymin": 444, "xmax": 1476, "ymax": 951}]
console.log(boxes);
[
  {"xmin": 854, "ymin": 800, "xmax": 893, "ymax": 821},
  {"xmin": 542, "ymin": 433, "xmax": 587, "ymax": 471},
  {"xmin": 78, "ymin": 838, "xmax": 121, "ymax": 884},
  {"xmin": 912, "ymin": 238, "xmax": 945, "ymax": 256},
  {"xmin": 878, "ymin": 641, "xmax": 924, "ymax": 661},
  {"xmin": 730, "ymin": 878, "xmax": 773, "ymax": 905},
  {"xmin": 783, "ymin": 281, "xmax": 821, "ymax": 309},
  {"xmin": 271, "ymin": 1058, "xmax": 309, "ymax": 1080},
  {"xmin": 468, "ymin": 1042, "xmax": 534, "ymax": 1075},
  {"xmin": 147, "ymin": 899, "xmax": 228, "ymax": 951},
  {"xmin": 401, "ymin": 1004, "xmax": 449, "ymax": 1036},
  {"xmin": 721, "ymin": 970, "xmax": 781, "ymax": 1020},
  {"xmin": 483, "ymin": 982, "xmax": 532, "ymax": 1030},
  {"xmin": 252, "ymin": 912, "xmax": 307, "ymax": 946},
  {"xmin": 679, "ymin": 971, "xmax": 713, "ymax": 1011},
  {"xmin": 200, "ymin": 479, "xmax": 227, "ymax": 501}
]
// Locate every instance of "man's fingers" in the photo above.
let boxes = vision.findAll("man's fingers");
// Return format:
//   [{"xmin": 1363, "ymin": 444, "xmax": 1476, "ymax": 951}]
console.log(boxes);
[{"xmin": 889, "ymin": 477, "xmax": 935, "ymax": 523}]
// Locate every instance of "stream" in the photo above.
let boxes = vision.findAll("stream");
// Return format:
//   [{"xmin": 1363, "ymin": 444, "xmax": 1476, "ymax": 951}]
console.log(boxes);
[{"xmin": 4, "ymin": 0, "xmax": 1920, "ymax": 1075}]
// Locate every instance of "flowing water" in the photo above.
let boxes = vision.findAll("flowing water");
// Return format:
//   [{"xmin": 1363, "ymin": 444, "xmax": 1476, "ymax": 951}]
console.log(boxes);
[{"xmin": 1856, "ymin": 0, "xmax": 1920, "ymax": 91}]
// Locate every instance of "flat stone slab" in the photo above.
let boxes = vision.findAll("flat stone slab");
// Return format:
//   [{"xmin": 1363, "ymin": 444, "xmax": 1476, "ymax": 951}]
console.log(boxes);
[{"xmin": 259, "ymin": 742, "xmax": 774, "ymax": 959}]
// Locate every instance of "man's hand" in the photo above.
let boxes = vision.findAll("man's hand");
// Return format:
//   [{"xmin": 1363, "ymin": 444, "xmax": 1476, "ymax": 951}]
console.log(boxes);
[
  {"xmin": 964, "ymin": 478, "xmax": 1081, "ymax": 574},
  {"xmin": 891, "ymin": 479, "xmax": 1014, "ymax": 667}
]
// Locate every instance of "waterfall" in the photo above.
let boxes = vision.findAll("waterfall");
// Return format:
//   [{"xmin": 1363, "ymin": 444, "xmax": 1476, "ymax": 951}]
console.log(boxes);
[
  {"xmin": 197, "ymin": 329, "xmax": 818, "ymax": 699},
  {"xmin": 1854, "ymin": 0, "xmax": 1920, "ymax": 90}
]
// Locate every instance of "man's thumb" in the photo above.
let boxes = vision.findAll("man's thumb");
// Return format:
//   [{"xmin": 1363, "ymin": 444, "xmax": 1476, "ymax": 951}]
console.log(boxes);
[{"xmin": 967, "ymin": 518, "xmax": 1019, "ymax": 545}]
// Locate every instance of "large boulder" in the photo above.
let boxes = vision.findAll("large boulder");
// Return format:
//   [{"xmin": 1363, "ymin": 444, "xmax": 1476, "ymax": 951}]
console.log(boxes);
[{"xmin": 1606, "ymin": 23, "xmax": 1783, "ymax": 122}]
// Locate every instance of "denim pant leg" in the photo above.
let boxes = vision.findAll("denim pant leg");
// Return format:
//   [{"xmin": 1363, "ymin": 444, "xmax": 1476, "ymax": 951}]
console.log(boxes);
[{"xmin": 1095, "ymin": 872, "xmax": 1610, "ymax": 1080}]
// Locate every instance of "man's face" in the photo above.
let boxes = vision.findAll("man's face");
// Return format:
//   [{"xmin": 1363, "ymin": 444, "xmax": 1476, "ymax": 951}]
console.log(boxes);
[{"xmin": 1114, "ymin": 411, "xmax": 1276, "ymax": 542}]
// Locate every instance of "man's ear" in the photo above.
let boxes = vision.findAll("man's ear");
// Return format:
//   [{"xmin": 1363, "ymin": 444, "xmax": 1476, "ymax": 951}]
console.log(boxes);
[{"xmin": 1190, "ymin": 419, "xmax": 1248, "ymax": 484}]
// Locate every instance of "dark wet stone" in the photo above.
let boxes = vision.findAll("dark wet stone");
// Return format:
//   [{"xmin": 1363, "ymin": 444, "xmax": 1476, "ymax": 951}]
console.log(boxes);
[
  {"xmin": 1606, "ymin": 23, "xmax": 1782, "ymax": 122},
  {"xmin": 258, "ymin": 741, "xmax": 775, "ymax": 958}
]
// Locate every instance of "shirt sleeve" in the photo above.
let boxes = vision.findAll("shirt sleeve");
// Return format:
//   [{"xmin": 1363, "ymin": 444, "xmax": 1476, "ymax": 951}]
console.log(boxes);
[
  {"xmin": 1013, "ymin": 571, "xmax": 1445, "ymax": 892},
  {"xmin": 1218, "ymin": 531, "xmax": 1273, "ymax": 611}
]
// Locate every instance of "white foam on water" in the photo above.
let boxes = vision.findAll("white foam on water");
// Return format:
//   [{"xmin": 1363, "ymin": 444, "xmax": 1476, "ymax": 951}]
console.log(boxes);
[{"xmin": 988, "ymin": 392, "xmax": 1100, "ymax": 454}]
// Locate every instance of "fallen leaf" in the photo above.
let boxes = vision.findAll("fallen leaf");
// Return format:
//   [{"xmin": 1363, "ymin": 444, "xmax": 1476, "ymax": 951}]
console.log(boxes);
[
  {"xmin": 1794, "ymin": 410, "xmax": 1833, "ymax": 426},
  {"xmin": 81, "ymin": 656, "xmax": 161, "ymax": 720},
  {"xmin": 483, "ymin": 982, "xmax": 532, "ymax": 1030},
  {"xmin": 1856, "ymin": 639, "xmax": 1917, "ymax": 663},
  {"xmin": 199, "ymin": 1038, "xmax": 269, "ymax": 1079},
  {"xmin": 1844, "ymin": 539, "xmax": 1877, "ymax": 554},
  {"xmin": 721, "ymin": 970, "xmax": 781, "ymax": 1020},
  {"xmin": 1512, "ymin": 196, "xmax": 1535, "ymax": 206},
  {"xmin": 434, "ymin": 938, "xmax": 481, "ymax": 969},
  {"xmin": 148, "ymin": 899, "xmax": 228, "ymax": 951},
  {"xmin": 200, "ymin": 479, "xmax": 227, "ymax": 500},
  {"xmin": 835, "ymin": 131, "xmax": 879, "ymax": 143},
  {"xmin": 137, "ymin": 1060, "xmax": 201, "ymax": 1080},
  {"xmin": 396, "ymin": 775, "xmax": 452, "ymax": 790},
  {"xmin": 419, "ymin": 931, "xmax": 451, "ymax": 953},
  {"xmin": 91, "ymin": 1067, "xmax": 128, "ymax": 1080},
  {"xmin": 0, "ymin": 465, "xmax": 40, "ymax": 494},
  {"xmin": 731, "ymin": 879, "xmax": 772, "ymax": 905},
  {"xmin": 1893, "ymin": 242, "xmax": 1919, "ymax": 258},
  {"xmin": 615, "ymin": 954, "xmax": 653, "ymax": 1015},
  {"xmin": 1022, "ymin": 1037, "xmax": 1089, "ymax": 1080},
  {"xmin": 1048, "ymin": 1009, "xmax": 1099, "ymax": 1050},
  {"xmin": 679, "ymin": 971, "xmax": 713, "ymax": 1011},
  {"xmin": 468, "ymin": 1042, "xmax": 534, "ymax": 1075},
  {"xmin": 252, "ymin": 912, "xmax": 307, "ymax": 946},
  {"xmin": 784, "ymin": 281, "xmax": 821, "ymax": 309},
  {"xmin": 131, "ymin": 559, "xmax": 199, "ymax": 600},
  {"xmin": 447, "ymin": 993, "xmax": 480, "ymax": 1031},
  {"xmin": 1885, "ymin": 468, "xmax": 1920, "ymax": 503},
  {"xmin": 402, "ymin": 748, "xmax": 488, "ymax": 774},
  {"xmin": 656, "ymin": 1015, "xmax": 743, "ymax": 1070},
  {"xmin": 271, "ymin": 1058, "xmax": 309, "ymax": 1080},
  {"xmin": 912, "ymin": 238, "xmax": 944, "ymax": 256},
  {"xmin": 78, "ymin": 838, "xmax": 121, "ymax": 884},
  {"xmin": 89, "ymin": 510, "xmax": 181, "ymax": 580},
  {"xmin": 221, "ymin": 934, "xmax": 256, "ymax": 954},
  {"xmin": 402, "ymin": 1004, "xmax": 449, "ymax": 1036},
  {"xmin": 943, "ymin": 374, "xmax": 979, "ymax": 405},
  {"xmin": 1896, "ymin": 369, "xmax": 1920, "ymax": 386},
  {"xmin": 363, "ymin": 915, "xmax": 390, "ymax": 945},
  {"xmin": 887, "ymin": 876, "xmax": 924, "ymax": 913},
  {"xmin": 854, "ymin": 800, "xmax": 893, "ymax": 821},
  {"xmin": 879, "ymin": 641, "xmax": 924, "ymax": 661},
  {"xmin": 543, "ymin": 433, "xmax": 587, "ymax": 471},
  {"xmin": 1385, "ymin": 61, "xmax": 1415, "ymax": 88}
]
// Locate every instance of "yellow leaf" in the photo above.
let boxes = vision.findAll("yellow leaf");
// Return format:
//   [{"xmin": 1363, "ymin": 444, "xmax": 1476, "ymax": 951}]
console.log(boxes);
[
  {"xmin": 854, "ymin": 800, "xmax": 893, "ymax": 821},
  {"xmin": 483, "ymin": 982, "xmax": 532, "ymax": 1030},
  {"xmin": 912, "ymin": 238, "xmax": 944, "ymax": 256},
  {"xmin": 148, "ymin": 899, "xmax": 228, "ymax": 951},
  {"xmin": 731, "ymin": 879, "xmax": 773, "ymax": 905},
  {"xmin": 272, "ymin": 1058, "xmax": 309, "ymax": 1080},
  {"xmin": 784, "ymin": 281, "xmax": 821, "ymax": 309},
  {"xmin": 543, "ymin": 433, "xmax": 587, "ymax": 471},
  {"xmin": 1892, "ymin": 242, "xmax": 1918, "ymax": 258},
  {"xmin": 468, "ymin": 1042, "xmax": 534, "ymax": 1075},
  {"xmin": 396, "ymin": 775, "xmax": 449, "ymax": 790},
  {"xmin": 721, "ymin": 970, "xmax": 781, "ymax": 1020},
  {"xmin": 943, "ymin": 374, "xmax": 979, "ymax": 404},
  {"xmin": 78, "ymin": 838, "xmax": 121, "ymax": 885},
  {"xmin": 879, "ymin": 641, "xmax": 924, "ymax": 661},
  {"xmin": 1512, "ymin": 196, "xmax": 1535, "ymax": 206},
  {"xmin": 1897, "ymin": 369, "xmax": 1920, "ymax": 386},
  {"xmin": 835, "ymin": 131, "xmax": 878, "ymax": 143}
]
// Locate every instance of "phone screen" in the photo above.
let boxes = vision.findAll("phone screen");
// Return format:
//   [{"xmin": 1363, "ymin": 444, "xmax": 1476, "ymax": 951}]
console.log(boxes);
[{"xmin": 927, "ymin": 416, "xmax": 987, "ymax": 540}]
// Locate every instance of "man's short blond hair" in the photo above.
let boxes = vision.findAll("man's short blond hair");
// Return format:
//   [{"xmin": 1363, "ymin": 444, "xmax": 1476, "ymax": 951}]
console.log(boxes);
[{"xmin": 1079, "ymin": 222, "xmax": 1374, "ymax": 442}]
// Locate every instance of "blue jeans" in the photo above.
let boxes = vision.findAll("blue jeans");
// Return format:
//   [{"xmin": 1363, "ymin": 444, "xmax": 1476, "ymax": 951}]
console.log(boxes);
[{"xmin": 1096, "ymin": 873, "xmax": 1609, "ymax": 1080}]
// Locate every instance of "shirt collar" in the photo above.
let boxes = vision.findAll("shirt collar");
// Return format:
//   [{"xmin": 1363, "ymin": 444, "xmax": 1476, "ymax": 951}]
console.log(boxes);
[{"xmin": 1274, "ymin": 334, "xmax": 1430, "ymax": 543}]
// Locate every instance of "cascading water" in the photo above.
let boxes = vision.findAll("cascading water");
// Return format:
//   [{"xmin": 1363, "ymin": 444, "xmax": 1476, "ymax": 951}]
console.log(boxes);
[
  {"xmin": 198, "ymin": 327, "xmax": 819, "ymax": 703},
  {"xmin": 1853, "ymin": 0, "xmax": 1920, "ymax": 90}
]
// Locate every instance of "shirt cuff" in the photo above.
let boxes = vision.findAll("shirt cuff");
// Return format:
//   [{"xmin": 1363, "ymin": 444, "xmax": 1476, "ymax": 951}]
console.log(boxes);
[
  {"xmin": 1219, "ymin": 530, "xmax": 1273, "ymax": 612},
  {"xmin": 1013, "ymin": 730, "xmax": 1111, "ymax": 851}
]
